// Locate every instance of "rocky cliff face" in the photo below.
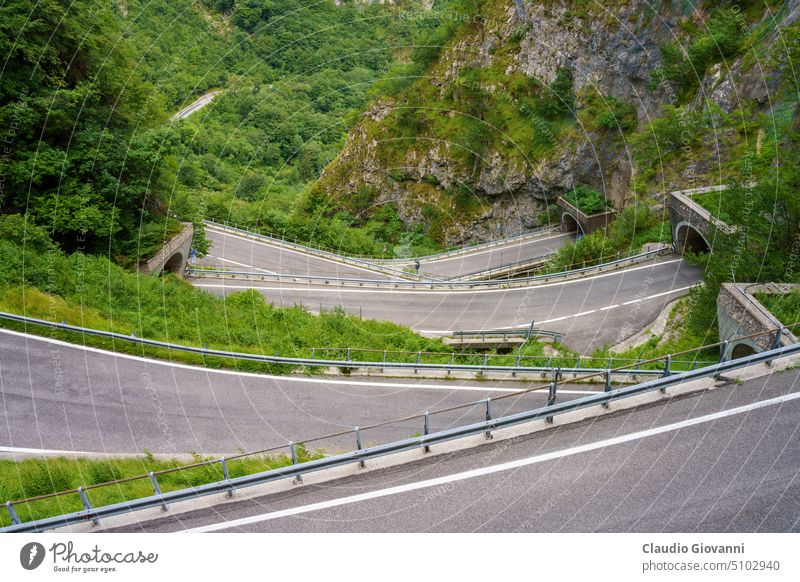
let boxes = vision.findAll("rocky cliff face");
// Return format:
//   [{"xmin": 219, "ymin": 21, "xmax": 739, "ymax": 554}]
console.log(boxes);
[{"xmin": 316, "ymin": 0, "xmax": 798, "ymax": 245}]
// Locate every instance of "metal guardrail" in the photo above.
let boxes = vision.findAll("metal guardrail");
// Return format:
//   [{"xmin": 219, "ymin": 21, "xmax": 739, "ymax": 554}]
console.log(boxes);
[
  {"xmin": 186, "ymin": 247, "xmax": 671, "ymax": 289},
  {"xmin": 450, "ymin": 253, "xmax": 555, "ymax": 281},
  {"xmin": 3, "ymin": 333, "xmax": 797, "ymax": 533},
  {"xmin": 0, "ymin": 311, "xmax": 701, "ymax": 378},
  {"xmin": 450, "ymin": 327, "xmax": 563, "ymax": 343},
  {"xmin": 204, "ymin": 219, "xmax": 561, "ymax": 265},
  {"xmin": 203, "ymin": 222, "xmax": 437, "ymax": 282}
]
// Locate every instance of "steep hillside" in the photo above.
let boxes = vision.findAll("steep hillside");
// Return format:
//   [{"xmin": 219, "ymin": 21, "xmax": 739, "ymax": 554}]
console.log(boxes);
[{"xmin": 314, "ymin": 0, "xmax": 798, "ymax": 244}]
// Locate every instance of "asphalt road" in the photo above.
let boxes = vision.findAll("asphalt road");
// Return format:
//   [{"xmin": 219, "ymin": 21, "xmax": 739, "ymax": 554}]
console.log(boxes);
[
  {"xmin": 200, "ymin": 226, "xmax": 571, "ymax": 281},
  {"xmin": 120, "ymin": 367, "xmax": 800, "ymax": 533},
  {"xmin": 199, "ymin": 228, "xmax": 398, "ymax": 280},
  {"xmin": 0, "ymin": 329, "xmax": 597, "ymax": 457},
  {"xmin": 415, "ymin": 232, "xmax": 573, "ymax": 279},
  {"xmin": 193, "ymin": 256, "xmax": 703, "ymax": 352},
  {"xmin": 172, "ymin": 90, "xmax": 220, "ymax": 121}
]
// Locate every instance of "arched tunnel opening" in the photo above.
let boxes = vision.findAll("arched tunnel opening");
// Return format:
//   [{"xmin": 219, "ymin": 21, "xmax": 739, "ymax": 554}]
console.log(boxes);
[
  {"xmin": 730, "ymin": 343, "xmax": 758, "ymax": 360},
  {"xmin": 162, "ymin": 252, "xmax": 184, "ymax": 275},
  {"xmin": 675, "ymin": 224, "xmax": 710, "ymax": 254},
  {"xmin": 561, "ymin": 212, "xmax": 583, "ymax": 235}
]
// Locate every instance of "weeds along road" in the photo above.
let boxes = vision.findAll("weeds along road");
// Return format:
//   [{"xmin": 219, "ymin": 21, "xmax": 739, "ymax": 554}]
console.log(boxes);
[
  {"xmin": 0, "ymin": 329, "xmax": 600, "ymax": 457},
  {"xmin": 116, "ymin": 367, "xmax": 800, "ymax": 533},
  {"xmin": 192, "ymin": 246, "xmax": 703, "ymax": 353}
]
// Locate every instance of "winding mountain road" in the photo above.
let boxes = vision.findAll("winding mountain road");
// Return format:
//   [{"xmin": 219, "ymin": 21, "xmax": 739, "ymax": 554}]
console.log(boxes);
[
  {"xmin": 192, "ymin": 252, "xmax": 702, "ymax": 352},
  {"xmin": 0, "ymin": 330, "xmax": 597, "ymax": 458}
]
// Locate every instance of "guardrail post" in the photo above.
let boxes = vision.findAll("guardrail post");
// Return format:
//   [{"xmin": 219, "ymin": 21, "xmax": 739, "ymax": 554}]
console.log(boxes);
[
  {"xmin": 289, "ymin": 442, "xmax": 302, "ymax": 484},
  {"xmin": 149, "ymin": 472, "xmax": 168, "ymax": 510},
  {"xmin": 603, "ymin": 369, "xmax": 612, "ymax": 408},
  {"xmin": 719, "ymin": 340, "xmax": 729, "ymax": 364},
  {"xmin": 415, "ymin": 351, "xmax": 421, "ymax": 373},
  {"xmin": 346, "ymin": 348, "xmax": 351, "ymax": 362},
  {"xmin": 484, "ymin": 398, "xmax": 493, "ymax": 439},
  {"xmin": 5, "ymin": 501, "xmax": 20, "ymax": 525},
  {"xmin": 77, "ymin": 487, "xmax": 99, "ymax": 526},
  {"xmin": 768, "ymin": 328, "xmax": 784, "ymax": 365},
  {"xmin": 662, "ymin": 354, "xmax": 671, "ymax": 382},
  {"xmin": 311, "ymin": 348, "xmax": 315, "ymax": 360},
  {"xmin": 715, "ymin": 341, "xmax": 729, "ymax": 378},
  {"xmin": 423, "ymin": 412, "xmax": 430, "ymax": 453},
  {"xmin": 354, "ymin": 428, "xmax": 365, "ymax": 468},
  {"xmin": 546, "ymin": 381, "xmax": 557, "ymax": 423},
  {"xmin": 513, "ymin": 349, "xmax": 522, "ymax": 377},
  {"xmin": 220, "ymin": 458, "xmax": 235, "ymax": 498}
]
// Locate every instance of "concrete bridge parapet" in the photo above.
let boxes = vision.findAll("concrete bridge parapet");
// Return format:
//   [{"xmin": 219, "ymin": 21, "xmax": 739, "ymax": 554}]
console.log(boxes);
[
  {"xmin": 667, "ymin": 186, "xmax": 737, "ymax": 253},
  {"xmin": 716, "ymin": 282, "xmax": 798, "ymax": 360},
  {"xmin": 556, "ymin": 196, "xmax": 616, "ymax": 235},
  {"xmin": 138, "ymin": 222, "xmax": 194, "ymax": 276}
]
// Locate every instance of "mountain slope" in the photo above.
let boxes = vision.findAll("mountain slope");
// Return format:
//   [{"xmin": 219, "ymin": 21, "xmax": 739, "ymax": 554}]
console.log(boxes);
[{"xmin": 314, "ymin": 0, "xmax": 798, "ymax": 245}]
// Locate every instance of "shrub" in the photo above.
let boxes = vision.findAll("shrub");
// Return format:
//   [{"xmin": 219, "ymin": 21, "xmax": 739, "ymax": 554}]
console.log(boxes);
[
  {"xmin": 537, "ymin": 204, "xmax": 560, "ymax": 226},
  {"xmin": 563, "ymin": 185, "xmax": 610, "ymax": 215}
]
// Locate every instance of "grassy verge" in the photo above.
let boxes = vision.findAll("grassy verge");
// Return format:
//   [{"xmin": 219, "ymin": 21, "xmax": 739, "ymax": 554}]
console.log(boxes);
[
  {"xmin": 591, "ymin": 299, "xmax": 720, "ymax": 369},
  {"xmin": 0, "ymin": 448, "xmax": 320, "ymax": 528},
  {"xmin": 0, "ymin": 215, "xmax": 468, "ymax": 374}
]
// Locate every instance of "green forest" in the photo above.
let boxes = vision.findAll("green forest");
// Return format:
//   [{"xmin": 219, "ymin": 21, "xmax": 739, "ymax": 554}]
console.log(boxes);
[{"xmin": 1, "ymin": 0, "xmax": 799, "ymax": 357}]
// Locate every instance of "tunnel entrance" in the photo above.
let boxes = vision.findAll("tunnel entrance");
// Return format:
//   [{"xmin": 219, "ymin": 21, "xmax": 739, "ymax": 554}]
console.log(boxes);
[
  {"xmin": 730, "ymin": 343, "xmax": 757, "ymax": 360},
  {"xmin": 675, "ymin": 223, "xmax": 710, "ymax": 254},
  {"xmin": 561, "ymin": 212, "xmax": 583, "ymax": 235},
  {"xmin": 163, "ymin": 252, "xmax": 184, "ymax": 274}
]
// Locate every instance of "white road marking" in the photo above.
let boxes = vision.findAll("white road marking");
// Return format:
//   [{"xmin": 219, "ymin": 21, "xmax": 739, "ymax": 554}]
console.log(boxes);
[
  {"xmin": 193, "ymin": 258, "xmax": 688, "ymax": 296},
  {"xmin": 208, "ymin": 256, "xmax": 277, "ymax": 275},
  {"xmin": 0, "ymin": 329, "xmax": 595, "ymax": 394},
  {"xmin": 0, "ymin": 445, "xmax": 100, "ymax": 456},
  {"xmin": 415, "ymin": 285, "xmax": 696, "ymax": 334},
  {"xmin": 185, "ymin": 389, "xmax": 800, "ymax": 533},
  {"xmin": 206, "ymin": 228, "xmax": 393, "ymax": 278}
]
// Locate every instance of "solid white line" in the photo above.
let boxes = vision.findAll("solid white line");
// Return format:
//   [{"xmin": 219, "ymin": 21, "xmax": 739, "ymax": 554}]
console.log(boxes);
[
  {"xmin": 206, "ymin": 228, "xmax": 392, "ymax": 278},
  {"xmin": 208, "ymin": 256, "xmax": 277, "ymax": 275},
  {"xmin": 193, "ymin": 258, "xmax": 688, "ymax": 296},
  {"xmin": 185, "ymin": 389, "xmax": 800, "ymax": 533},
  {"xmin": 0, "ymin": 328, "xmax": 595, "ymax": 394},
  {"xmin": 0, "ymin": 445, "xmax": 100, "ymax": 456}
]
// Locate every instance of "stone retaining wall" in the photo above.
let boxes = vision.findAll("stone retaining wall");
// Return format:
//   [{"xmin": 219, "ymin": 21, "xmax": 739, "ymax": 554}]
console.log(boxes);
[
  {"xmin": 716, "ymin": 282, "xmax": 798, "ymax": 359},
  {"xmin": 138, "ymin": 222, "xmax": 194, "ymax": 276}
]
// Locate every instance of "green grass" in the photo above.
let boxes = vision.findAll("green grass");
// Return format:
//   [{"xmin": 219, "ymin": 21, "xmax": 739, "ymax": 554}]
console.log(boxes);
[
  {"xmin": 0, "ymin": 215, "xmax": 461, "ymax": 374},
  {"xmin": 0, "ymin": 448, "xmax": 320, "ymax": 528},
  {"xmin": 755, "ymin": 291, "xmax": 800, "ymax": 327},
  {"xmin": 562, "ymin": 185, "xmax": 612, "ymax": 215},
  {"xmin": 690, "ymin": 188, "xmax": 739, "ymax": 224},
  {"xmin": 591, "ymin": 298, "xmax": 720, "ymax": 369}
]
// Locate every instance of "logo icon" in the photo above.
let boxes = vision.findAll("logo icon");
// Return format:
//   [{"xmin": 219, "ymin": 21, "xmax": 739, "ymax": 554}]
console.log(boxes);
[{"xmin": 20, "ymin": 542, "xmax": 46, "ymax": 570}]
